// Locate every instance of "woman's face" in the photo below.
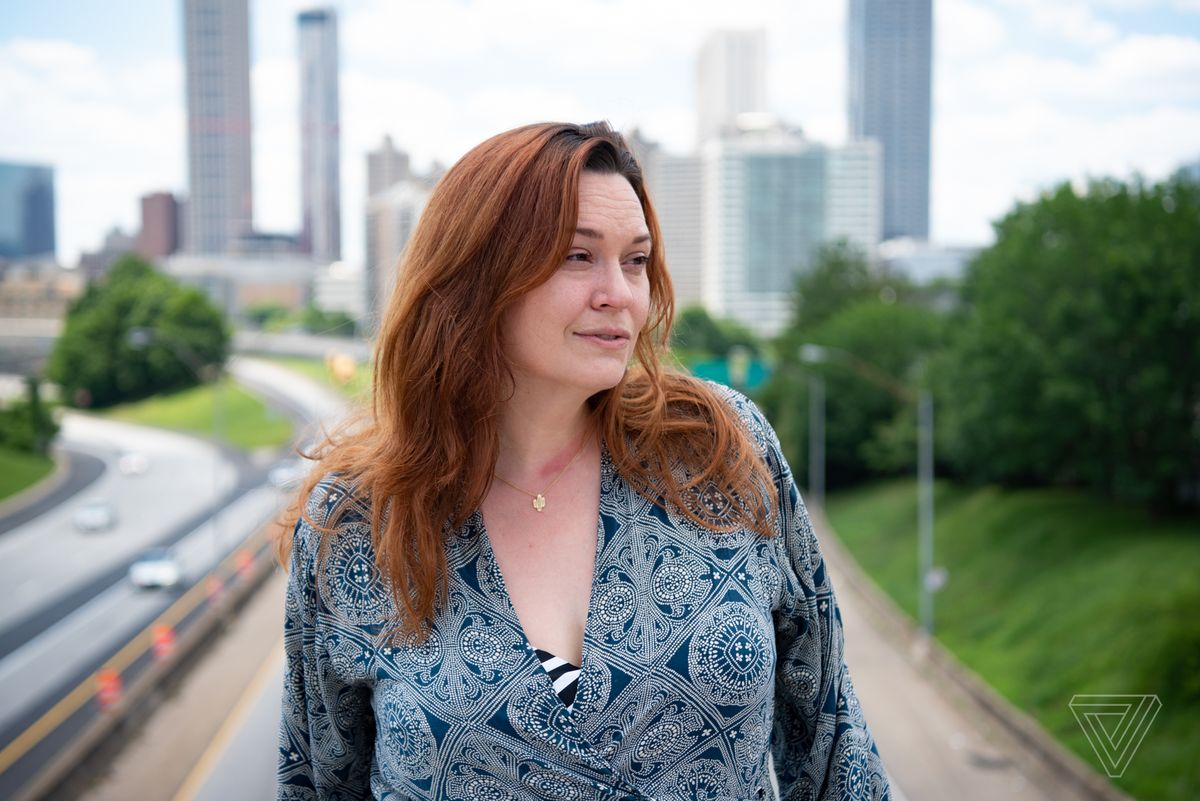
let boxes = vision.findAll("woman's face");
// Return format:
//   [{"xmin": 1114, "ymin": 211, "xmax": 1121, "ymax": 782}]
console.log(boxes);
[{"xmin": 501, "ymin": 170, "xmax": 653, "ymax": 403}]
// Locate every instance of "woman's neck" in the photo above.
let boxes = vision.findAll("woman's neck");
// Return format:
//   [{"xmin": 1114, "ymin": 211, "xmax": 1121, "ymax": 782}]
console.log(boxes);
[{"xmin": 495, "ymin": 385, "xmax": 596, "ymax": 481}]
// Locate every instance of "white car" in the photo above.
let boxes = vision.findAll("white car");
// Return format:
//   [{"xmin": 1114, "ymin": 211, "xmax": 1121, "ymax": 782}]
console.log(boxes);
[
  {"xmin": 73, "ymin": 499, "xmax": 117, "ymax": 532},
  {"xmin": 117, "ymin": 451, "xmax": 150, "ymax": 476},
  {"xmin": 129, "ymin": 547, "xmax": 182, "ymax": 590}
]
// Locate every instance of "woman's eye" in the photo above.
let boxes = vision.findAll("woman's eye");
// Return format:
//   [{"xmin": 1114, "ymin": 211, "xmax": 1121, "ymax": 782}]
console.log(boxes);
[
  {"xmin": 566, "ymin": 251, "xmax": 590, "ymax": 263},
  {"xmin": 626, "ymin": 255, "xmax": 649, "ymax": 269}
]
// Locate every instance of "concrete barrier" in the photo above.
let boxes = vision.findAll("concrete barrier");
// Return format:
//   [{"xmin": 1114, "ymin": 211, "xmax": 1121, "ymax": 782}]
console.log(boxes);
[{"xmin": 8, "ymin": 527, "xmax": 282, "ymax": 801}]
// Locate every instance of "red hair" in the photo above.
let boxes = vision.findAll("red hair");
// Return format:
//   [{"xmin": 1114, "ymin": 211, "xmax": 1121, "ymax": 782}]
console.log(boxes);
[{"xmin": 282, "ymin": 122, "xmax": 775, "ymax": 635}]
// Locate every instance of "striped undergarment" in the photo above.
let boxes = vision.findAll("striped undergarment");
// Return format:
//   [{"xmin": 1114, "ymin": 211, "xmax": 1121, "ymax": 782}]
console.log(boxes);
[{"xmin": 533, "ymin": 648, "xmax": 581, "ymax": 710}]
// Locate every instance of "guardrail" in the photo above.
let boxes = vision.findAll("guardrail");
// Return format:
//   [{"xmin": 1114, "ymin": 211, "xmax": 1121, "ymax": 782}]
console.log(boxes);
[{"xmin": 0, "ymin": 519, "xmax": 284, "ymax": 801}]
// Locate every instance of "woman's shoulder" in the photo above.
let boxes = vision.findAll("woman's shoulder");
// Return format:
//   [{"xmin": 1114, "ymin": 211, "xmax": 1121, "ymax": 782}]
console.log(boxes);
[
  {"xmin": 291, "ymin": 472, "xmax": 375, "ymax": 557},
  {"xmin": 689, "ymin": 378, "xmax": 779, "ymax": 455},
  {"xmin": 302, "ymin": 472, "xmax": 368, "ymax": 528}
]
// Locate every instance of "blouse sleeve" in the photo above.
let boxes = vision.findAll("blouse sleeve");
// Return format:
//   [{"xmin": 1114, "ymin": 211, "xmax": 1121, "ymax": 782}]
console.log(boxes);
[
  {"xmin": 731, "ymin": 393, "xmax": 891, "ymax": 800},
  {"xmin": 277, "ymin": 509, "xmax": 376, "ymax": 800}
]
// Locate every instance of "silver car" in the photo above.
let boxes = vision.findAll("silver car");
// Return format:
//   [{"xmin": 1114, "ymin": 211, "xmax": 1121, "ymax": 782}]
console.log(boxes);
[
  {"xmin": 128, "ymin": 547, "xmax": 182, "ymax": 589},
  {"xmin": 73, "ymin": 499, "xmax": 117, "ymax": 532}
]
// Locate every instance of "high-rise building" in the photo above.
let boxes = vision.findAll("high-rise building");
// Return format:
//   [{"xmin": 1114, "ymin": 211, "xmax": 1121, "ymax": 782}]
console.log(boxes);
[
  {"xmin": 79, "ymin": 227, "xmax": 137, "ymax": 282},
  {"xmin": 630, "ymin": 133, "xmax": 704, "ymax": 309},
  {"xmin": 367, "ymin": 135, "xmax": 412, "ymax": 197},
  {"xmin": 847, "ymin": 0, "xmax": 932, "ymax": 241},
  {"xmin": 313, "ymin": 260, "xmax": 366, "ymax": 322},
  {"xmin": 183, "ymin": 0, "xmax": 253, "ymax": 254},
  {"xmin": 137, "ymin": 191, "xmax": 181, "ymax": 261},
  {"xmin": 299, "ymin": 8, "xmax": 341, "ymax": 261},
  {"xmin": 365, "ymin": 178, "xmax": 432, "ymax": 328},
  {"xmin": 879, "ymin": 238, "xmax": 977, "ymax": 283},
  {"xmin": 702, "ymin": 120, "xmax": 881, "ymax": 337},
  {"xmin": 696, "ymin": 29, "xmax": 768, "ymax": 146},
  {"xmin": 0, "ymin": 160, "xmax": 56, "ymax": 260}
]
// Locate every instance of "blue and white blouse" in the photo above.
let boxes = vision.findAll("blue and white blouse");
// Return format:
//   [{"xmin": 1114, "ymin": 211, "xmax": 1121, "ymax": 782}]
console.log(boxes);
[{"xmin": 277, "ymin": 389, "xmax": 891, "ymax": 800}]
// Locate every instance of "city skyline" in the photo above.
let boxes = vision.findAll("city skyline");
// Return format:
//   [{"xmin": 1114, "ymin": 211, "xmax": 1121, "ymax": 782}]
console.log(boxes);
[{"xmin": 1, "ymin": 0, "xmax": 1198, "ymax": 268}]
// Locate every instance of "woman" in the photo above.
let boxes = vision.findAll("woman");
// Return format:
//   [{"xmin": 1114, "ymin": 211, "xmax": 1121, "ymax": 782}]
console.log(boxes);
[{"xmin": 278, "ymin": 121, "xmax": 890, "ymax": 801}]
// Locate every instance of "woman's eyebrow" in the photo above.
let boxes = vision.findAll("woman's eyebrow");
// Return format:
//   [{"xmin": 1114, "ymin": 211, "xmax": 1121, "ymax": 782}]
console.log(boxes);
[{"xmin": 575, "ymin": 226, "xmax": 652, "ymax": 245}]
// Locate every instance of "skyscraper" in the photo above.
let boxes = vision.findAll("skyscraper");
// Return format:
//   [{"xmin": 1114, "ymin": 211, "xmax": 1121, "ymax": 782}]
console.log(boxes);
[
  {"xmin": 367, "ymin": 135, "xmax": 411, "ymax": 198},
  {"xmin": 847, "ymin": 0, "xmax": 932, "ymax": 241},
  {"xmin": 695, "ymin": 30, "xmax": 768, "ymax": 146},
  {"xmin": 702, "ymin": 121, "xmax": 881, "ymax": 337},
  {"xmin": 0, "ymin": 160, "xmax": 55, "ymax": 260},
  {"xmin": 630, "ymin": 133, "xmax": 704, "ymax": 309},
  {"xmin": 299, "ymin": 8, "xmax": 341, "ymax": 261},
  {"xmin": 183, "ymin": 0, "xmax": 253, "ymax": 254},
  {"xmin": 365, "ymin": 179, "xmax": 431, "ymax": 327}
]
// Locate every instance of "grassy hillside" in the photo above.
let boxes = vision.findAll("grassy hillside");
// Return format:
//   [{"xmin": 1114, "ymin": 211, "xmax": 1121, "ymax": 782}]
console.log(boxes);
[
  {"xmin": 101, "ymin": 378, "xmax": 293, "ymax": 450},
  {"xmin": 0, "ymin": 447, "xmax": 55, "ymax": 502},
  {"xmin": 827, "ymin": 479, "xmax": 1200, "ymax": 801},
  {"xmin": 265, "ymin": 356, "xmax": 372, "ymax": 401}
]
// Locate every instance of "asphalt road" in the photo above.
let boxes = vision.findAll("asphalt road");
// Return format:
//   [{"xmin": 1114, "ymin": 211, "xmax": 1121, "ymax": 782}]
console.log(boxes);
[
  {"xmin": 0, "ymin": 356, "xmax": 339, "ymax": 800},
  {"xmin": 0, "ymin": 414, "xmax": 237, "ymax": 635},
  {"xmin": 0, "ymin": 447, "xmax": 106, "ymax": 536}
]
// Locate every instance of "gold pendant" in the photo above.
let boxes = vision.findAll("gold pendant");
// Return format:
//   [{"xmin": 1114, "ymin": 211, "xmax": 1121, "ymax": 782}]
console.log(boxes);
[{"xmin": 532, "ymin": 494, "xmax": 546, "ymax": 512}]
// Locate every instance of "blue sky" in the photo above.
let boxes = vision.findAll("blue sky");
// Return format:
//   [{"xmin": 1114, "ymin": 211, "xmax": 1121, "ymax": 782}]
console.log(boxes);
[{"xmin": 2, "ymin": 0, "xmax": 1199, "ymax": 267}]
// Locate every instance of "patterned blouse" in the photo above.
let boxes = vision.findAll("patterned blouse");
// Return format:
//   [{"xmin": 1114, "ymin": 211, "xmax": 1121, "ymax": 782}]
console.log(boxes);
[{"xmin": 277, "ymin": 388, "xmax": 891, "ymax": 800}]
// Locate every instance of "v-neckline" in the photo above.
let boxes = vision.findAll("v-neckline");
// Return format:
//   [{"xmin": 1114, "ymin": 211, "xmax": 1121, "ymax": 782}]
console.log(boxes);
[{"xmin": 473, "ymin": 443, "xmax": 611, "ymax": 717}]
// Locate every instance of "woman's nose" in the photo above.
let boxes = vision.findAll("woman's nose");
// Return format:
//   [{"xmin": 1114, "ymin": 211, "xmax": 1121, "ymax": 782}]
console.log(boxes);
[{"xmin": 592, "ymin": 258, "xmax": 634, "ymax": 308}]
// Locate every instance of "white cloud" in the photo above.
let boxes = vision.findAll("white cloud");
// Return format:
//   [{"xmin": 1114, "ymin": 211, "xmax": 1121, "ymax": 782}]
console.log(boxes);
[
  {"xmin": 930, "ymin": 0, "xmax": 1200, "ymax": 244},
  {"xmin": 937, "ymin": 0, "xmax": 1009, "ymax": 61},
  {"xmin": 999, "ymin": 0, "xmax": 1122, "ymax": 47},
  {"xmin": 932, "ymin": 95, "xmax": 1200, "ymax": 243},
  {"xmin": 0, "ymin": 38, "xmax": 184, "ymax": 265},
  {"xmin": 251, "ymin": 57, "xmax": 300, "ymax": 234},
  {"xmin": 1097, "ymin": 33, "xmax": 1200, "ymax": 102},
  {"xmin": 4, "ymin": 0, "xmax": 1199, "ymax": 267}
]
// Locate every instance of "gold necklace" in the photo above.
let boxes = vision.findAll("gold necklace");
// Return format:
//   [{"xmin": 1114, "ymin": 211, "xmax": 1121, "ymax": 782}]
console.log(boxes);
[{"xmin": 494, "ymin": 435, "xmax": 590, "ymax": 512}]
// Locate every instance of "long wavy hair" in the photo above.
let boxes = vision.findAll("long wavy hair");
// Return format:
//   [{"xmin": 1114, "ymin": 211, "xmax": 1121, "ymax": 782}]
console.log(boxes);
[{"xmin": 282, "ymin": 121, "xmax": 775, "ymax": 635}]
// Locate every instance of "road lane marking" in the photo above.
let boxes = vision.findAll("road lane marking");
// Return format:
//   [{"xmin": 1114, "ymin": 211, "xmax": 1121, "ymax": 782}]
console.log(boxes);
[
  {"xmin": 0, "ymin": 525, "xmax": 275, "ymax": 776},
  {"xmin": 171, "ymin": 641, "xmax": 284, "ymax": 801}
]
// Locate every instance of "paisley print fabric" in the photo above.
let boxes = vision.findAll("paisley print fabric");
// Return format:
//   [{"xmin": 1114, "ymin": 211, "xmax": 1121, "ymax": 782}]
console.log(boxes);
[{"xmin": 277, "ymin": 386, "xmax": 891, "ymax": 800}]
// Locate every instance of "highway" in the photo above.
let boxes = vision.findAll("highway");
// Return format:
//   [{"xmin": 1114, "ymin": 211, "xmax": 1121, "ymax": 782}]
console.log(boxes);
[
  {"xmin": 0, "ymin": 355, "xmax": 345, "ymax": 799},
  {"xmin": 0, "ymin": 414, "xmax": 237, "ymax": 636}
]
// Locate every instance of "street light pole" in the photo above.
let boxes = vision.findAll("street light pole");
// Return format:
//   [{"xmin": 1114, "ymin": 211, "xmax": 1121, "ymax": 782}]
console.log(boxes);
[
  {"xmin": 918, "ymin": 389, "xmax": 935, "ymax": 636},
  {"xmin": 799, "ymin": 342, "xmax": 939, "ymax": 636},
  {"xmin": 799, "ymin": 345, "xmax": 828, "ymax": 510},
  {"xmin": 808, "ymin": 372, "xmax": 825, "ymax": 510}
]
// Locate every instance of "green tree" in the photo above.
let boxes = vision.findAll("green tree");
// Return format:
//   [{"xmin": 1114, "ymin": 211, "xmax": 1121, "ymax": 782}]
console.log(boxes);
[
  {"xmin": 938, "ymin": 175, "xmax": 1200, "ymax": 509},
  {"xmin": 788, "ymin": 240, "xmax": 884, "ymax": 332},
  {"xmin": 670, "ymin": 305, "xmax": 760, "ymax": 359},
  {"xmin": 758, "ymin": 239, "xmax": 947, "ymax": 487},
  {"xmin": 243, "ymin": 301, "xmax": 290, "ymax": 330},
  {"xmin": 760, "ymin": 299, "xmax": 947, "ymax": 487},
  {"xmin": 301, "ymin": 303, "xmax": 357, "ymax": 338},
  {"xmin": 47, "ymin": 255, "xmax": 230, "ymax": 408},
  {"xmin": 0, "ymin": 376, "xmax": 59, "ymax": 455}
]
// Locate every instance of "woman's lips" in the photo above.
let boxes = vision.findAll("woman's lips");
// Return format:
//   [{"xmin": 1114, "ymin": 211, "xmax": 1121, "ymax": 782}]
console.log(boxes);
[{"xmin": 575, "ymin": 332, "xmax": 630, "ymax": 348}]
